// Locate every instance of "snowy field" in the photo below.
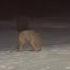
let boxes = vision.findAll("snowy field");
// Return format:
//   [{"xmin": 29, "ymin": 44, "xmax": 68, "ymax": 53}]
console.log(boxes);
[{"xmin": 0, "ymin": 29, "xmax": 70, "ymax": 70}]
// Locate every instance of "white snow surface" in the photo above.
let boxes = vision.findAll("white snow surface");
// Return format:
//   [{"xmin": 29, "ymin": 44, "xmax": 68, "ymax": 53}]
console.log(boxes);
[{"xmin": 0, "ymin": 29, "xmax": 70, "ymax": 70}]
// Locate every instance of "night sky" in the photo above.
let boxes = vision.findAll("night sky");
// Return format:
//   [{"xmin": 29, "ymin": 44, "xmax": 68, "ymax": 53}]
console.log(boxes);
[{"xmin": 0, "ymin": 0, "xmax": 70, "ymax": 20}]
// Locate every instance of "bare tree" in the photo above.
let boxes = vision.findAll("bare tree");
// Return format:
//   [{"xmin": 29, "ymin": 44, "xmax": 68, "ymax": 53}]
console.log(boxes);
[{"xmin": 16, "ymin": 16, "xmax": 29, "ymax": 32}]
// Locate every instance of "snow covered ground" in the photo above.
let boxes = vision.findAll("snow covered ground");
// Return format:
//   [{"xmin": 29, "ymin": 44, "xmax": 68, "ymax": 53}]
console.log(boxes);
[{"xmin": 0, "ymin": 29, "xmax": 70, "ymax": 70}]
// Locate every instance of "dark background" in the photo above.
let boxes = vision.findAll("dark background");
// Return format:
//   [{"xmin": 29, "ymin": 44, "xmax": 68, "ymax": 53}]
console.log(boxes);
[{"xmin": 0, "ymin": 0, "xmax": 70, "ymax": 30}]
